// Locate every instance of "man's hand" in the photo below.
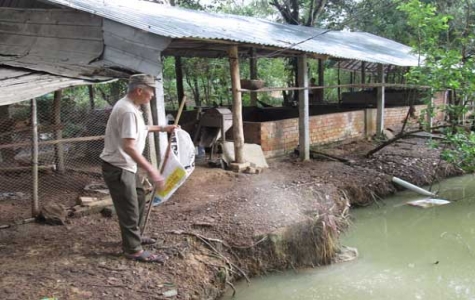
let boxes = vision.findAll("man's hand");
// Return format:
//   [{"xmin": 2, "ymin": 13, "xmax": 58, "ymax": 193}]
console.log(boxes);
[
  {"xmin": 148, "ymin": 168, "xmax": 165, "ymax": 191},
  {"xmin": 162, "ymin": 125, "xmax": 179, "ymax": 133}
]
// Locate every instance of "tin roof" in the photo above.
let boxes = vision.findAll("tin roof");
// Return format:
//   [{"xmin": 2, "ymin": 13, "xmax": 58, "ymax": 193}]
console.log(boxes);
[
  {"xmin": 0, "ymin": 67, "xmax": 99, "ymax": 106},
  {"xmin": 44, "ymin": 0, "xmax": 419, "ymax": 66}
]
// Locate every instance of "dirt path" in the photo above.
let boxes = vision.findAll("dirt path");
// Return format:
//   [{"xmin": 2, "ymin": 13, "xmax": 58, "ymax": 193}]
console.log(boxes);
[{"xmin": 0, "ymin": 137, "xmax": 462, "ymax": 299}]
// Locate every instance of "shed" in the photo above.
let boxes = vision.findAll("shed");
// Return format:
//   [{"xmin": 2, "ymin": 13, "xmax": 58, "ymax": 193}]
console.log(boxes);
[{"xmin": 0, "ymin": 0, "xmax": 421, "ymax": 216}]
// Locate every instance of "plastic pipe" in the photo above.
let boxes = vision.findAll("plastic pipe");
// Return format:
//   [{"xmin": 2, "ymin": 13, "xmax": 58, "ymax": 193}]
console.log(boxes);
[{"xmin": 392, "ymin": 176, "xmax": 437, "ymax": 197}]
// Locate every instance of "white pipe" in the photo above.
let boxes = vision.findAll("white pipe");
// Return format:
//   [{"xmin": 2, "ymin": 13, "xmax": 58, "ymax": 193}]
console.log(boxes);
[{"xmin": 392, "ymin": 176, "xmax": 436, "ymax": 197}]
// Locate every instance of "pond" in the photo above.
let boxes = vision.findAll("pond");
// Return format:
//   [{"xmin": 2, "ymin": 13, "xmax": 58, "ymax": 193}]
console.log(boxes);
[{"xmin": 222, "ymin": 174, "xmax": 475, "ymax": 300}]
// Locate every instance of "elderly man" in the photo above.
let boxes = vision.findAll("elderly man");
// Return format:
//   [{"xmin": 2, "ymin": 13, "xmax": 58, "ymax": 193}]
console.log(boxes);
[{"xmin": 101, "ymin": 74, "xmax": 177, "ymax": 263}]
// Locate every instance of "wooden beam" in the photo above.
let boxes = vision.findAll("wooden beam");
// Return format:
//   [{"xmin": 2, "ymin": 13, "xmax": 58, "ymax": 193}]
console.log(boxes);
[
  {"xmin": 298, "ymin": 55, "xmax": 310, "ymax": 161},
  {"xmin": 376, "ymin": 64, "xmax": 385, "ymax": 136},
  {"xmin": 317, "ymin": 58, "xmax": 324, "ymax": 102},
  {"xmin": 249, "ymin": 47, "xmax": 258, "ymax": 107},
  {"xmin": 238, "ymin": 83, "xmax": 431, "ymax": 93},
  {"xmin": 228, "ymin": 46, "xmax": 245, "ymax": 164},
  {"xmin": 31, "ymin": 98, "xmax": 39, "ymax": 217},
  {"xmin": 0, "ymin": 135, "xmax": 105, "ymax": 151},
  {"xmin": 53, "ymin": 90, "xmax": 65, "ymax": 173},
  {"xmin": 175, "ymin": 56, "xmax": 185, "ymax": 109},
  {"xmin": 153, "ymin": 74, "xmax": 168, "ymax": 164},
  {"xmin": 143, "ymin": 103, "xmax": 158, "ymax": 168}
]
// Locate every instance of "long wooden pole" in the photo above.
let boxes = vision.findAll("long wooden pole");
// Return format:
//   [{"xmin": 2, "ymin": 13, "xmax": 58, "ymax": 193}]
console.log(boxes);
[
  {"xmin": 249, "ymin": 47, "xmax": 258, "ymax": 107},
  {"xmin": 298, "ymin": 54, "xmax": 310, "ymax": 161},
  {"xmin": 376, "ymin": 64, "xmax": 385, "ymax": 136},
  {"xmin": 141, "ymin": 97, "xmax": 186, "ymax": 236},
  {"xmin": 31, "ymin": 98, "xmax": 39, "ymax": 217},
  {"xmin": 228, "ymin": 45, "xmax": 245, "ymax": 163},
  {"xmin": 53, "ymin": 90, "xmax": 65, "ymax": 173}
]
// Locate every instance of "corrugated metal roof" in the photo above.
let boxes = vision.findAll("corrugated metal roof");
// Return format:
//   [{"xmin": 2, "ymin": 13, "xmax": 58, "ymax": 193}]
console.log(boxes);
[
  {"xmin": 44, "ymin": 0, "xmax": 419, "ymax": 66},
  {"xmin": 0, "ymin": 67, "xmax": 100, "ymax": 106}
]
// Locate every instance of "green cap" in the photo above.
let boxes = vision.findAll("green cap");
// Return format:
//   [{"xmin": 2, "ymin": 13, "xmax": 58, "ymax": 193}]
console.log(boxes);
[{"xmin": 129, "ymin": 74, "xmax": 156, "ymax": 88}]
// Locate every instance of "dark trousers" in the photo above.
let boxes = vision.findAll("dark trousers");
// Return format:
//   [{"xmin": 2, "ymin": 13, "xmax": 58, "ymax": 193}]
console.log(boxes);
[{"xmin": 101, "ymin": 161, "xmax": 145, "ymax": 254}]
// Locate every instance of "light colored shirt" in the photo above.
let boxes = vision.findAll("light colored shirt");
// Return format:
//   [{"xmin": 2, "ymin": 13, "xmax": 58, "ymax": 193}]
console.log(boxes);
[{"xmin": 100, "ymin": 96, "xmax": 148, "ymax": 173}]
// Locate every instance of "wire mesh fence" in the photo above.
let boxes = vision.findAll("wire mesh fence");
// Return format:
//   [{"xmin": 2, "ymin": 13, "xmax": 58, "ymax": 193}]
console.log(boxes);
[{"xmin": 0, "ymin": 84, "xmax": 153, "ymax": 224}]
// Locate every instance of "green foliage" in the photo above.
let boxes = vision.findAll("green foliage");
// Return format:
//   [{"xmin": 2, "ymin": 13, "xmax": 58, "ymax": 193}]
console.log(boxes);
[
  {"xmin": 399, "ymin": 0, "xmax": 475, "ymax": 171},
  {"xmin": 440, "ymin": 130, "xmax": 475, "ymax": 172}
]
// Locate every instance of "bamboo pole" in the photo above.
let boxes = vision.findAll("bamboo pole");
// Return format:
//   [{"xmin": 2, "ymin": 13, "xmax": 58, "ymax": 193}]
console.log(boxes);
[
  {"xmin": 228, "ymin": 45, "xmax": 244, "ymax": 164},
  {"xmin": 376, "ymin": 64, "xmax": 385, "ymax": 136},
  {"xmin": 0, "ymin": 135, "xmax": 105, "ymax": 151},
  {"xmin": 237, "ymin": 83, "xmax": 431, "ymax": 93},
  {"xmin": 249, "ymin": 47, "xmax": 258, "ymax": 107},
  {"xmin": 31, "ymin": 98, "xmax": 39, "ymax": 217},
  {"xmin": 53, "ymin": 90, "xmax": 65, "ymax": 173}
]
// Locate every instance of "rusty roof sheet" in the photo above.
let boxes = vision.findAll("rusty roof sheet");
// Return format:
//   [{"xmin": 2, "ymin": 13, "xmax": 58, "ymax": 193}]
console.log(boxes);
[
  {"xmin": 0, "ymin": 67, "xmax": 100, "ymax": 106},
  {"xmin": 44, "ymin": 0, "xmax": 419, "ymax": 66}
]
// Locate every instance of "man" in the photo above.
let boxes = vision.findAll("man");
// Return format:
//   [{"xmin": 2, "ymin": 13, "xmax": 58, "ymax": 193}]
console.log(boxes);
[{"xmin": 101, "ymin": 74, "xmax": 177, "ymax": 263}]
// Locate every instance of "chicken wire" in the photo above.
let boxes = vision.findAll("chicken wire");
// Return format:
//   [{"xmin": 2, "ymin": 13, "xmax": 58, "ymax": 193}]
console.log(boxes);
[{"xmin": 0, "ymin": 90, "xmax": 153, "ymax": 221}]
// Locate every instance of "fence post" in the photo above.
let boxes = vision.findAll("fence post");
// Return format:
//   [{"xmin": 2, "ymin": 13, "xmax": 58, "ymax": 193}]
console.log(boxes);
[
  {"xmin": 31, "ymin": 98, "xmax": 39, "ymax": 217},
  {"xmin": 53, "ymin": 90, "xmax": 65, "ymax": 173}
]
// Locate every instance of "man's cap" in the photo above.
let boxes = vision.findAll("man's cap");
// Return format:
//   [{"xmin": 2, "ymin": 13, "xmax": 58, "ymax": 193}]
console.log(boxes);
[{"xmin": 129, "ymin": 74, "xmax": 156, "ymax": 88}]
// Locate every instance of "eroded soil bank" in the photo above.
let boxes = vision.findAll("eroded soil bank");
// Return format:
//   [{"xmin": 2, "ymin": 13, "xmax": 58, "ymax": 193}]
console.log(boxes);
[{"xmin": 0, "ymin": 137, "xmax": 462, "ymax": 300}]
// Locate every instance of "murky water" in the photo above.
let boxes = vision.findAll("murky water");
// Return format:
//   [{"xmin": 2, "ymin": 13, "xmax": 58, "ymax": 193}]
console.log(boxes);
[{"xmin": 222, "ymin": 174, "xmax": 475, "ymax": 300}]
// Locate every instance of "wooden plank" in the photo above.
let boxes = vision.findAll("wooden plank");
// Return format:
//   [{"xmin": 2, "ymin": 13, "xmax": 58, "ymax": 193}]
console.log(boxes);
[
  {"xmin": 103, "ymin": 31, "xmax": 162, "ymax": 62},
  {"xmin": 0, "ymin": 22, "xmax": 102, "ymax": 40},
  {"xmin": 0, "ymin": 135, "xmax": 105, "ymax": 150},
  {"xmin": 0, "ymin": 8, "xmax": 102, "ymax": 26},
  {"xmin": 103, "ymin": 19, "xmax": 171, "ymax": 51},
  {"xmin": 102, "ymin": 47, "xmax": 161, "ymax": 75},
  {"xmin": 237, "ymin": 83, "xmax": 432, "ymax": 93}
]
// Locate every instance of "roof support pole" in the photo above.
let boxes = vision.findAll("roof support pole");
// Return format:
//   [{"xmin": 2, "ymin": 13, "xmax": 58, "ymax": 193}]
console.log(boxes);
[
  {"xmin": 228, "ymin": 46, "xmax": 245, "ymax": 163},
  {"xmin": 153, "ymin": 70, "xmax": 168, "ymax": 166},
  {"xmin": 143, "ymin": 103, "xmax": 158, "ymax": 168},
  {"xmin": 298, "ymin": 54, "xmax": 310, "ymax": 161},
  {"xmin": 361, "ymin": 62, "xmax": 366, "ymax": 87},
  {"xmin": 175, "ymin": 56, "xmax": 185, "ymax": 109},
  {"xmin": 31, "ymin": 98, "xmax": 39, "ymax": 217},
  {"xmin": 250, "ymin": 48, "xmax": 258, "ymax": 107},
  {"xmin": 376, "ymin": 63, "xmax": 385, "ymax": 136},
  {"xmin": 317, "ymin": 58, "xmax": 324, "ymax": 102},
  {"xmin": 53, "ymin": 90, "xmax": 65, "ymax": 174}
]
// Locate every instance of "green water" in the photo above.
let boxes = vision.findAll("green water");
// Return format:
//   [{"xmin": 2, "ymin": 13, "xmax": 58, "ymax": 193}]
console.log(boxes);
[{"xmin": 222, "ymin": 174, "xmax": 475, "ymax": 300}]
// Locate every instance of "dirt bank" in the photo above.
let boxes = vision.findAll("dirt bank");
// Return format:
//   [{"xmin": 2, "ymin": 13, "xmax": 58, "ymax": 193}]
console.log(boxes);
[{"xmin": 0, "ymin": 137, "xmax": 463, "ymax": 300}]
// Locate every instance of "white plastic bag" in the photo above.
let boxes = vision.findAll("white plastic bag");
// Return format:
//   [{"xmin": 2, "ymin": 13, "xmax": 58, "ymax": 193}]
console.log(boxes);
[{"xmin": 152, "ymin": 129, "xmax": 195, "ymax": 206}]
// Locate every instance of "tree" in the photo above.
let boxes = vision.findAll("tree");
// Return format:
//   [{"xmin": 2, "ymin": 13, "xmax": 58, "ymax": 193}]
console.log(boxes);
[{"xmin": 399, "ymin": 0, "xmax": 475, "ymax": 171}]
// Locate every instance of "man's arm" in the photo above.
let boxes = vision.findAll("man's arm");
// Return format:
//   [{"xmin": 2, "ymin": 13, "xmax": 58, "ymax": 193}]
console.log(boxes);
[
  {"xmin": 123, "ymin": 138, "xmax": 164, "ymax": 189},
  {"xmin": 147, "ymin": 125, "xmax": 179, "ymax": 133}
]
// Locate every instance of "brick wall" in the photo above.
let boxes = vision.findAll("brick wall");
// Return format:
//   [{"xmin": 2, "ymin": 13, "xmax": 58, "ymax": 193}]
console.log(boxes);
[{"xmin": 243, "ymin": 92, "xmax": 447, "ymax": 158}]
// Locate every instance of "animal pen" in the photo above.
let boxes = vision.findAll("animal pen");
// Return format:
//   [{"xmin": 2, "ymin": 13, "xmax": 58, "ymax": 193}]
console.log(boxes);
[{"xmin": 0, "ymin": 0, "xmax": 422, "ymax": 222}]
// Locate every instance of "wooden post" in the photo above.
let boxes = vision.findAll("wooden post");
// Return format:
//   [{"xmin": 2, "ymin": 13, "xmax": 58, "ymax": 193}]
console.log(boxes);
[
  {"xmin": 153, "ymin": 72, "xmax": 168, "ymax": 165},
  {"xmin": 31, "ymin": 98, "xmax": 39, "ymax": 217},
  {"xmin": 250, "ymin": 47, "xmax": 258, "ymax": 107},
  {"xmin": 376, "ymin": 64, "xmax": 385, "ymax": 136},
  {"xmin": 426, "ymin": 94, "xmax": 433, "ymax": 131},
  {"xmin": 175, "ymin": 56, "xmax": 185, "ymax": 109},
  {"xmin": 0, "ymin": 105, "xmax": 15, "ymax": 163},
  {"xmin": 143, "ymin": 103, "xmax": 158, "ymax": 168},
  {"xmin": 361, "ymin": 62, "xmax": 366, "ymax": 89},
  {"xmin": 317, "ymin": 58, "xmax": 324, "ymax": 102},
  {"xmin": 88, "ymin": 85, "xmax": 95, "ymax": 110},
  {"xmin": 228, "ymin": 45, "xmax": 245, "ymax": 163},
  {"xmin": 53, "ymin": 90, "xmax": 65, "ymax": 173},
  {"xmin": 337, "ymin": 61, "xmax": 341, "ymax": 103},
  {"xmin": 298, "ymin": 54, "xmax": 310, "ymax": 161}
]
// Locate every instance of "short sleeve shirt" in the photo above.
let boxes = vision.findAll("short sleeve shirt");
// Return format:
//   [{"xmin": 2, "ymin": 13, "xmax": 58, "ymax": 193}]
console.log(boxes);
[{"xmin": 100, "ymin": 97, "xmax": 148, "ymax": 173}]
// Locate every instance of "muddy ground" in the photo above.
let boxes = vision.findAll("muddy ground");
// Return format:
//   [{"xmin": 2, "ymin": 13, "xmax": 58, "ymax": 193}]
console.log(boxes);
[{"xmin": 0, "ymin": 136, "xmax": 463, "ymax": 300}]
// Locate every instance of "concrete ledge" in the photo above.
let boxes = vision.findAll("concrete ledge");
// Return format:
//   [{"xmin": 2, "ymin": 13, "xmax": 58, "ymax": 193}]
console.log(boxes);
[{"xmin": 229, "ymin": 162, "xmax": 250, "ymax": 173}]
